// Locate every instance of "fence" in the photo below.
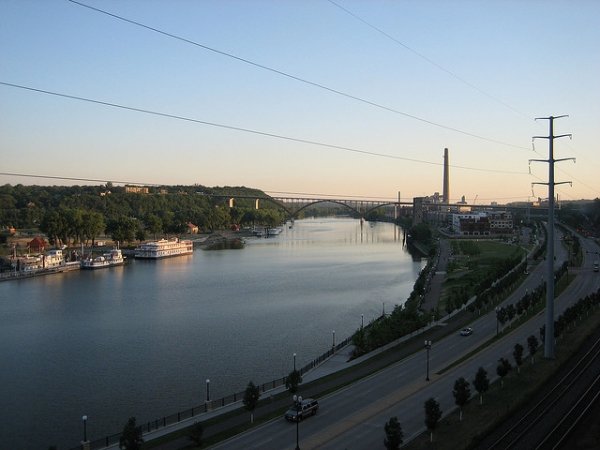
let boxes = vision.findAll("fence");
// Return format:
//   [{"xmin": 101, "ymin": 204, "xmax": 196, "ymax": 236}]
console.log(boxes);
[{"xmin": 73, "ymin": 335, "xmax": 354, "ymax": 450}]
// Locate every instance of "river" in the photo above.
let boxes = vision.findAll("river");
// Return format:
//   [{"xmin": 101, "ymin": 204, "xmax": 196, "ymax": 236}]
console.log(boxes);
[{"xmin": 0, "ymin": 217, "xmax": 424, "ymax": 449}]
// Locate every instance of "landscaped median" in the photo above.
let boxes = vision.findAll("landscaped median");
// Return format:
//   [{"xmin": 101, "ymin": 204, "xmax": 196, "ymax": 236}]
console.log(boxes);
[{"xmin": 404, "ymin": 292, "xmax": 600, "ymax": 450}]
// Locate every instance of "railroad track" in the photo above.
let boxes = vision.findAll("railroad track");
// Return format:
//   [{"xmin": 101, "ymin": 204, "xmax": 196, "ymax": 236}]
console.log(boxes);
[
  {"xmin": 485, "ymin": 334, "xmax": 600, "ymax": 450},
  {"xmin": 536, "ymin": 371, "xmax": 600, "ymax": 450}
]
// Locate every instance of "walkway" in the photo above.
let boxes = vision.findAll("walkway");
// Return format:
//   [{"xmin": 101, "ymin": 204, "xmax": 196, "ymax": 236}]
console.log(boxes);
[{"xmin": 420, "ymin": 238, "xmax": 450, "ymax": 313}]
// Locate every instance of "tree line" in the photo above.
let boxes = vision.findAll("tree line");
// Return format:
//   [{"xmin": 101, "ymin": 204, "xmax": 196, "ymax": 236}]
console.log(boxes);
[
  {"xmin": 0, "ymin": 183, "xmax": 286, "ymax": 246},
  {"xmin": 383, "ymin": 286, "xmax": 600, "ymax": 449}
]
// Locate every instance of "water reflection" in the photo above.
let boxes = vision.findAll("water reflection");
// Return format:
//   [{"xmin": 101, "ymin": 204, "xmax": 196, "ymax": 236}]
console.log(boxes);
[{"xmin": 0, "ymin": 218, "xmax": 423, "ymax": 449}]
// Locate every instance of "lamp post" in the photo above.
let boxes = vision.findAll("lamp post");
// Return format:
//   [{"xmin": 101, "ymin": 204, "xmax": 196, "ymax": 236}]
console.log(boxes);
[
  {"xmin": 293, "ymin": 353, "xmax": 296, "ymax": 372},
  {"xmin": 82, "ymin": 415, "xmax": 88, "ymax": 442},
  {"xmin": 361, "ymin": 314, "xmax": 364, "ymax": 329},
  {"xmin": 293, "ymin": 394, "xmax": 303, "ymax": 450},
  {"xmin": 206, "ymin": 379, "xmax": 210, "ymax": 403},
  {"xmin": 424, "ymin": 340, "xmax": 432, "ymax": 381},
  {"xmin": 332, "ymin": 330, "xmax": 335, "ymax": 350}
]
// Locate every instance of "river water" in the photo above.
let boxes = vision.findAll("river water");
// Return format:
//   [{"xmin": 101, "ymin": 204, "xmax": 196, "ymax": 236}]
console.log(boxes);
[{"xmin": 0, "ymin": 218, "xmax": 423, "ymax": 449}]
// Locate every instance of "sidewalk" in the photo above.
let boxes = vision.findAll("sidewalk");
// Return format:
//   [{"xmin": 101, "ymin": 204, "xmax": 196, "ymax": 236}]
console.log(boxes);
[{"xmin": 102, "ymin": 321, "xmax": 443, "ymax": 450}]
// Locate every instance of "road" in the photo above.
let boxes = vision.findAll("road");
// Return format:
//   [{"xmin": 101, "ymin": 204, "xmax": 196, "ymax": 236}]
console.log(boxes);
[{"xmin": 211, "ymin": 228, "xmax": 600, "ymax": 449}]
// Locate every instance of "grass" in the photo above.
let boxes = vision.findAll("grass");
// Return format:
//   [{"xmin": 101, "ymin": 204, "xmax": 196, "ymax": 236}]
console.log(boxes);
[
  {"xmin": 404, "ymin": 306, "xmax": 600, "ymax": 450},
  {"xmin": 440, "ymin": 240, "xmax": 525, "ymax": 313}
]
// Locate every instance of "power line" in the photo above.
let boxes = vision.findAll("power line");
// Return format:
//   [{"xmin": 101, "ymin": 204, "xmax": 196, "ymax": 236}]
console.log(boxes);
[
  {"xmin": 327, "ymin": 0, "xmax": 532, "ymax": 120},
  {"xmin": 0, "ymin": 172, "xmax": 159, "ymax": 186},
  {"xmin": 66, "ymin": 0, "xmax": 530, "ymax": 151},
  {"xmin": 0, "ymin": 172, "xmax": 537, "ymax": 204},
  {"xmin": 0, "ymin": 81, "xmax": 529, "ymax": 175}
]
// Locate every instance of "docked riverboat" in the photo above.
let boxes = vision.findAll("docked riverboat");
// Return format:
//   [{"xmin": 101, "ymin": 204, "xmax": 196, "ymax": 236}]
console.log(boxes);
[
  {"xmin": 81, "ymin": 249, "xmax": 124, "ymax": 269},
  {"xmin": 134, "ymin": 238, "xmax": 193, "ymax": 259}
]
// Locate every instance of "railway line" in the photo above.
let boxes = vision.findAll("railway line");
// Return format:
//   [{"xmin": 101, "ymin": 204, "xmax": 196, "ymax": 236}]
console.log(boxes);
[{"xmin": 481, "ymin": 330, "xmax": 600, "ymax": 450}]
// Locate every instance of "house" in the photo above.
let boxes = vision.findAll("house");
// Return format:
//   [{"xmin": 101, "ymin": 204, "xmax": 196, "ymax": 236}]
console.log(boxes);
[
  {"xmin": 28, "ymin": 236, "xmax": 46, "ymax": 253},
  {"xmin": 125, "ymin": 185, "xmax": 149, "ymax": 194},
  {"xmin": 187, "ymin": 223, "xmax": 199, "ymax": 234}
]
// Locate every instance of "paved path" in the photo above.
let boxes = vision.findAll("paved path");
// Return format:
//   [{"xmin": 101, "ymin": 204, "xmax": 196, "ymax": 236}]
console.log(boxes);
[{"xmin": 420, "ymin": 238, "xmax": 450, "ymax": 313}]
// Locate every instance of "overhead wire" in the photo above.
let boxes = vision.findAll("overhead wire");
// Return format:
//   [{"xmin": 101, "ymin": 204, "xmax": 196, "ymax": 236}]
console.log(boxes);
[
  {"xmin": 66, "ymin": 0, "xmax": 530, "ymax": 152},
  {"xmin": 0, "ymin": 172, "xmax": 535, "ymax": 203},
  {"xmin": 327, "ymin": 0, "xmax": 533, "ymax": 121},
  {"xmin": 0, "ymin": 81, "xmax": 530, "ymax": 176}
]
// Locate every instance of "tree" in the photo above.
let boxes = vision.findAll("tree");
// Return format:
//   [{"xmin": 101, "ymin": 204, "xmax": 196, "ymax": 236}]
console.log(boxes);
[
  {"xmin": 473, "ymin": 367, "xmax": 490, "ymax": 405},
  {"xmin": 243, "ymin": 381, "xmax": 261, "ymax": 423},
  {"xmin": 119, "ymin": 417, "xmax": 143, "ymax": 450},
  {"xmin": 107, "ymin": 216, "xmax": 138, "ymax": 244},
  {"xmin": 187, "ymin": 422, "xmax": 204, "ymax": 447},
  {"xmin": 452, "ymin": 377, "xmax": 471, "ymax": 421},
  {"xmin": 496, "ymin": 358, "xmax": 512, "ymax": 387},
  {"xmin": 285, "ymin": 369, "xmax": 302, "ymax": 393},
  {"xmin": 527, "ymin": 335, "xmax": 539, "ymax": 364},
  {"xmin": 513, "ymin": 343, "xmax": 524, "ymax": 373},
  {"xmin": 145, "ymin": 214, "xmax": 163, "ymax": 239},
  {"xmin": 81, "ymin": 210, "xmax": 105, "ymax": 247},
  {"xmin": 383, "ymin": 416, "xmax": 403, "ymax": 450},
  {"xmin": 496, "ymin": 307, "xmax": 508, "ymax": 331},
  {"xmin": 424, "ymin": 397, "xmax": 442, "ymax": 443}
]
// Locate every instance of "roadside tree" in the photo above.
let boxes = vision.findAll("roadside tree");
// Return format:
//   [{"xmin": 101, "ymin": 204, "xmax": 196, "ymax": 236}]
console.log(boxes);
[
  {"xmin": 285, "ymin": 369, "xmax": 302, "ymax": 394},
  {"xmin": 496, "ymin": 358, "xmax": 512, "ymax": 387},
  {"xmin": 473, "ymin": 366, "xmax": 490, "ymax": 405},
  {"xmin": 424, "ymin": 397, "xmax": 442, "ymax": 443},
  {"xmin": 527, "ymin": 335, "xmax": 539, "ymax": 364},
  {"xmin": 243, "ymin": 381, "xmax": 261, "ymax": 423},
  {"xmin": 513, "ymin": 343, "xmax": 524, "ymax": 373},
  {"xmin": 119, "ymin": 417, "xmax": 143, "ymax": 450},
  {"xmin": 383, "ymin": 416, "xmax": 403, "ymax": 450},
  {"xmin": 452, "ymin": 377, "xmax": 471, "ymax": 421}
]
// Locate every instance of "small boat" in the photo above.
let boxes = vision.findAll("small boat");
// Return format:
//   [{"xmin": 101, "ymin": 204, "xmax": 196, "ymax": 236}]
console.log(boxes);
[{"xmin": 81, "ymin": 249, "xmax": 124, "ymax": 269}]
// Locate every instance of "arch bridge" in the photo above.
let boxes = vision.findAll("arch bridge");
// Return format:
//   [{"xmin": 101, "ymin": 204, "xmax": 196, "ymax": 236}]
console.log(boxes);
[{"xmin": 208, "ymin": 194, "xmax": 412, "ymax": 220}]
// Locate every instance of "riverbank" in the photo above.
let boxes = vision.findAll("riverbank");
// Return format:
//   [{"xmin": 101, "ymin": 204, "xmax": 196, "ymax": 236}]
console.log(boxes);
[{"xmin": 2, "ymin": 218, "xmax": 414, "ymax": 450}]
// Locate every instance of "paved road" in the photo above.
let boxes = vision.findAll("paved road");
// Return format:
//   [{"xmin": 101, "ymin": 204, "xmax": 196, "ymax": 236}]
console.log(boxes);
[{"xmin": 209, "ymin": 227, "xmax": 600, "ymax": 449}]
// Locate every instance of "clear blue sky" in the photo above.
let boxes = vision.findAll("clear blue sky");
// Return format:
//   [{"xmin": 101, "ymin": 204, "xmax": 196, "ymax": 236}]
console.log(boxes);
[{"xmin": 1, "ymin": 0, "xmax": 599, "ymax": 203}]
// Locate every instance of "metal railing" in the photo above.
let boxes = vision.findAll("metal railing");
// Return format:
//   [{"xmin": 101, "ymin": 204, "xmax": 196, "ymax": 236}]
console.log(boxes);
[{"xmin": 72, "ymin": 335, "xmax": 354, "ymax": 450}]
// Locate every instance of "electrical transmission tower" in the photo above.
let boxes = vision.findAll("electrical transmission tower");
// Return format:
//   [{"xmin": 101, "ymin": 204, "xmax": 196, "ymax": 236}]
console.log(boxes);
[{"xmin": 530, "ymin": 115, "xmax": 574, "ymax": 359}]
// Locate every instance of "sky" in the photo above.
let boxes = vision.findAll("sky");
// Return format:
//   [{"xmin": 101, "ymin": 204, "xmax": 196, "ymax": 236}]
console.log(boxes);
[{"xmin": 1, "ymin": 0, "xmax": 599, "ymax": 204}]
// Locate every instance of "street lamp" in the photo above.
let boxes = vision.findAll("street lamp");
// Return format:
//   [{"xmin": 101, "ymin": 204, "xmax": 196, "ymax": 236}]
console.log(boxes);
[
  {"xmin": 332, "ymin": 330, "xmax": 335, "ymax": 350},
  {"xmin": 293, "ymin": 394, "xmax": 303, "ymax": 450},
  {"xmin": 361, "ymin": 314, "xmax": 364, "ymax": 329},
  {"xmin": 424, "ymin": 340, "xmax": 432, "ymax": 381},
  {"xmin": 82, "ymin": 415, "xmax": 88, "ymax": 443},
  {"xmin": 206, "ymin": 379, "xmax": 210, "ymax": 403},
  {"xmin": 293, "ymin": 353, "xmax": 296, "ymax": 372}
]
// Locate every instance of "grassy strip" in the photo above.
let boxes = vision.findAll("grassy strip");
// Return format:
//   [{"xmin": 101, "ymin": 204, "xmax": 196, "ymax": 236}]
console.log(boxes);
[
  {"xmin": 437, "ymin": 272, "xmax": 574, "ymax": 376},
  {"xmin": 142, "ymin": 310, "xmax": 478, "ymax": 449},
  {"xmin": 404, "ymin": 306, "xmax": 600, "ymax": 450}
]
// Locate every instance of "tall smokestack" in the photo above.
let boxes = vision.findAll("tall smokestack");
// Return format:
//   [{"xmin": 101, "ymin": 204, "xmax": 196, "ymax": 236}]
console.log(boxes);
[{"xmin": 443, "ymin": 148, "xmax": 449, "ymax": 205}]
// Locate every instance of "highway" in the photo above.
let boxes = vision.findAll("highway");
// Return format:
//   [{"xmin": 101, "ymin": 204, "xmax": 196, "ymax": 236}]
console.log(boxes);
[{"xmin": 211, "ymin": 229, "xmax": 600, "ymax": 449}]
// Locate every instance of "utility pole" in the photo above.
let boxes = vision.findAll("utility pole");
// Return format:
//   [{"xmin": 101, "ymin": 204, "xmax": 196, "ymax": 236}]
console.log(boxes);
[{"xmin": 530, "ymin": 115, "xmax": 574, "ymax": 359}]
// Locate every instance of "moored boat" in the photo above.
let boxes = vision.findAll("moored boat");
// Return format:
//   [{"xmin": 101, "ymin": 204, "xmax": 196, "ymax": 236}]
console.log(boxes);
[
  {"xmin": 81, "ymin": 249, "xmax": 124, "ymax": 269},
  {"xmin": 134, "ymin": 238, "xmax": 193, "ymax": 259}
]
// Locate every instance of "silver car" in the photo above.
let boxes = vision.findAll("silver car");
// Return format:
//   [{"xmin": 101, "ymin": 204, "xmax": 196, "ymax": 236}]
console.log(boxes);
[{"xmin": 284, "ymin": 398, "xmax": 319, "ymax": 422}]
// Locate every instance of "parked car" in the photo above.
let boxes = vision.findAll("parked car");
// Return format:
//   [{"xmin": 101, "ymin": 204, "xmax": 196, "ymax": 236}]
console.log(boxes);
[
  {"xmin": 460, "ymin": 327, "xmax": 473, "ymax": 336},
  {"xmin": 284, "ymin": 398, "xmax": 319, "ymax": 422}
]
